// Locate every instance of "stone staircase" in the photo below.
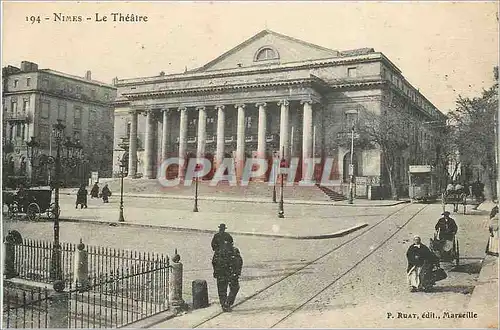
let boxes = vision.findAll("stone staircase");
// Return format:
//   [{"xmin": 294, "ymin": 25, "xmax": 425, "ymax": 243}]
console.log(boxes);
[{"xmin": 315, "ymin": 184, "xmax": 346, "ymax": 201}]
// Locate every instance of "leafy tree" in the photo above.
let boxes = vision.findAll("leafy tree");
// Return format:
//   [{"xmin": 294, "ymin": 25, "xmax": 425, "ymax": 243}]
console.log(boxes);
[{"xmin": 448, "ymin": 67, "xmax": 498, "ymax": 199}]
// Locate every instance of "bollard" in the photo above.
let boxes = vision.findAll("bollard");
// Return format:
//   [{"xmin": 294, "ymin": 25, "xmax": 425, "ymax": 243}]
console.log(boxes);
[
  {"xmin": 48, "ymin": 282, "xmax": 69, "ymax": 328},
  {"xmin": 3, "ymin": 231, "xmax": 20, "ymax": 279},
  {"xmin": 169, "ymin": 249, "xmax": 185, "ymax": 308},
  {"xmin": 192, "ymin": 280, "xmax": 209, "ymax": 309},
  {"xmin": 73, "ymin": 239, "xmax": 89, "ymax": 291}
]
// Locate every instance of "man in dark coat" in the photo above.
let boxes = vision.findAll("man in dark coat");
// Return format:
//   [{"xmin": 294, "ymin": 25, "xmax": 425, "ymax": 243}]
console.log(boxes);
[
  {"xmin": 211, "ymin": 223, "xmax": 234, "ymax": 253},
  {"xmin": 212, "ymin": 246, "xmax": 243, "ymax": 312},
  {"xmin": 90, "ymin": 182, "xmax": 99, "ymax": 198},
  {"xmin": 435, "ymin": 211, "xmax": 458, "ymax": 241},
  {"xmin": 101, "ymin": 184, "xmax": 111, "ymax": 203},
  {"xmin": 407, "ymin": 235, "xmax": 438, "ymax": 292},
  {"xmin": 76, "ymin": 185, "xmax": 88, "ymax": 209}
]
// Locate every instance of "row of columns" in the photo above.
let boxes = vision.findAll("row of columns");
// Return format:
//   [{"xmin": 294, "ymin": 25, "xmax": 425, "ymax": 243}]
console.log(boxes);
[
  {"xmin": 127, "ymin": 100, "xmax": 315, "ymax": 179},
  {"xmin": 5, "ymin": 122, "xmax": 29, "ymax": 142}
]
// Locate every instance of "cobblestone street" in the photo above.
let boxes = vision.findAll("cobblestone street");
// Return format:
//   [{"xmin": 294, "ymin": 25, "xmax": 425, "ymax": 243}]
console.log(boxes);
[{"xmin": 3, "ymin": 197, "xmax": 495, "ymax": 328}]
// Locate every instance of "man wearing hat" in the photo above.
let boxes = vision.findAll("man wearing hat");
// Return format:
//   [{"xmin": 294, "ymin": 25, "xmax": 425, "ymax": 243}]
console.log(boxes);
[
  {"xmin": 211, "ymin": 223, "xmax": 234, "ymax": 252},
  {"xmin": 435, "ymin": 211, "xmax": 458, "ymax": 241}
]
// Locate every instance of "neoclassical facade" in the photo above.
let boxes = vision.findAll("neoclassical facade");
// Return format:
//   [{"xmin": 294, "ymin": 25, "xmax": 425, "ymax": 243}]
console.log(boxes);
[{"xmin": 112, "ymin": 30, "xmax": 445, "ymax": 194}]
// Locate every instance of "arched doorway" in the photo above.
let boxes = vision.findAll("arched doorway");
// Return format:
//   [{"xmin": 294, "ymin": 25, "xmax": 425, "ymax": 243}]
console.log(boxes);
[{"xmin": 343, "ymin": 152, "xmax": 358, "ymax": 183}]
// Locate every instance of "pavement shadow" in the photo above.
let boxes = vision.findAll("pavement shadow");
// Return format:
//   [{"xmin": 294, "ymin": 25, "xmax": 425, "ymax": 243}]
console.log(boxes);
[
  {"xmin": 449, "ymin": 261, "xmax": 483, "ymax": 274},
  {"xmin": 430, "ymin": 285, "xmax": 475, "ymax": 294}
]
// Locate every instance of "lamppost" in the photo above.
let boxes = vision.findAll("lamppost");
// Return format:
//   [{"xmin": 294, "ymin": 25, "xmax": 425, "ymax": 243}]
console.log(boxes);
[
  {"xmin": 278, "ymin": 147, "xmax": 285, "ymax": 218},
  {"xmin": 49, "ymin": 119, "xmax": 66, "ymax": 282},
  {"xmin": 348, "ymin": 125, "xmax": 355, "ymax": 204},
  {"xmin": 193, "ymin": 163, "xmax": 200, "ymax": 212},
  {"xmin": 25, "ymin": 136, "xmax": 40, "ymax": 185},
  {"xmin": 118, "ymin": 157, "xmax": 126, "ymax": 222}
]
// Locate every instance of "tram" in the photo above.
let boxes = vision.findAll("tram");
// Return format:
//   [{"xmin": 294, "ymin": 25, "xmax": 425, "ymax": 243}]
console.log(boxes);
[{"xmin": 408, "ymin": 165, "xmax": 438, "ymax": 203}]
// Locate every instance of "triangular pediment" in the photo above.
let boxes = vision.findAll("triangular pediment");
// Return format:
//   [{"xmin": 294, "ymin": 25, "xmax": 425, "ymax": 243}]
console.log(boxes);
[{"xmin": 194, "ymin": 29, "xmax": 339, "ymax": 72}]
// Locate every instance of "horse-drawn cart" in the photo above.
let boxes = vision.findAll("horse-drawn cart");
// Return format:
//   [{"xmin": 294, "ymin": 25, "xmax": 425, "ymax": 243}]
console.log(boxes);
[
  {"xmin": 442, "ymin": 192, "xmax": 467, "ymax": 214},
  {"xmin": 2, "ymin": 188, "xmax": 59, "ymax": 221}
]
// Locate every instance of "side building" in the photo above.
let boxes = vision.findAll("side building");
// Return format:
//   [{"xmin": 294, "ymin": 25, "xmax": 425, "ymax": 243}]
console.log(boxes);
[
  {"xmin": 112, "ymin": 30, "xmax": 447, "ymax": 198},
  {"xmin": 2, "ymin": 61, "xmax": 117, "ymax": 187}
]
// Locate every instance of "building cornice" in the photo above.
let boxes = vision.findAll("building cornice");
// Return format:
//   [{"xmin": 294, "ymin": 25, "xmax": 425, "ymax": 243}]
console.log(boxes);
[
  {"xmin": 121, "ymin": 77, "xmax": 328, "ymax": 100},
  {"xmin": 4, "ymin": 90, "xmax": 114, "ymax": 108},
  {"xmin": 115, "ymin": 53, "xmax": 386, "ymax": 87}
]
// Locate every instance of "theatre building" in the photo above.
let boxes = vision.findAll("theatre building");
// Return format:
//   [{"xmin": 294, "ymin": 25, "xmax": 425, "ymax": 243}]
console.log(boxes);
[{"xmin": 112, "ymin": 29, "xmax": 445, "ymax": 197}]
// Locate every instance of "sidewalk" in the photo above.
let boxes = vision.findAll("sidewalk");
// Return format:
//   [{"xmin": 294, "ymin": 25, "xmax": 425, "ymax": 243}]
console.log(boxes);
[
  {"xmin": 57, "ymin": 203, "xmax": 370, "ymax": 239},
  {"xmin": 461, "ymin": 254, "xmax": 499, "ymax": 328},
  {"xmin": 59, "ymin": 189, "xmax": 408, "ymax": 207}
]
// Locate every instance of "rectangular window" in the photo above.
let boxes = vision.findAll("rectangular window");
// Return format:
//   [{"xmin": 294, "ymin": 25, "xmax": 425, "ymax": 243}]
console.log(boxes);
[
  {"xmin": 39, "ymin": 124, "xmax": 50, "ymax": 147},
  {"xmin": 14, "ymin": 80, "xmax": 18, "ymax": 88},
  {"xmin": 91, "ymin": 89, "xmax": 96, "ymax": 99},
  {"xmin": 11, "ymin": 100, "xmax": 17, "ymax": 113},
  {"xmin": 41, "ymin": 101, "xmax": 50, "ymax": 119},
  {"xmin": 58, "ymin": 102, "xmax": 67, "ymax": 121},
  {"xmin": 382, "ymin": 68, "xmax": 387, "ymax": 79},
  {"xmin": 73, "ymin": 106, "xmax": 82, "ymax": 128},
  {"xmin": 42, "ymin": 79, "xmax": 49, "ymax": 89},
  {"xmin": 347, "ymin": 67, "xmax": 357, "ymax": 78},
  {"xmin": 344, "ymin": 110, "xmax": 359, "ymax": 130},
  {"xmin": 22, "ymin": 100, "xmax": 29, "ymax": 112},
  {"xmin": 73, "ymin": 130, "xmax": 81, "ymax": 141},
  {"xmin": 76, "ymin": 86, "xmax": 82, "ymax": 98},
  {"xmin": 26, "ymin": 78, "xmax": 31, "ymax": 87}
]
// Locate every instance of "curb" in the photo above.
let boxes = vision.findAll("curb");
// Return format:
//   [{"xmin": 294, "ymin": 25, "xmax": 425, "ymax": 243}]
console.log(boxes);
[
  {"xmin": 59, "ymin": 192, "xmax": 408, "ymax": 207},
  {"xmin": 58, "ymin": 217, "xmax": 369, "ymax": 240}
]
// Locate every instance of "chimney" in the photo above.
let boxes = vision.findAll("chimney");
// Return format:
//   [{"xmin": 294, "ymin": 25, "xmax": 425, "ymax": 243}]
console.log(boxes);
[
  {"xmin": 85, "ymin": 70, "xmax": 92, "ymax": 80},
  {"xmin": 21, "ymin": 61, "xmax": 38, "ymax": 72},
  {"xmin": 112, "ymin": 77, "xmax": 119, "ymax": 85}
]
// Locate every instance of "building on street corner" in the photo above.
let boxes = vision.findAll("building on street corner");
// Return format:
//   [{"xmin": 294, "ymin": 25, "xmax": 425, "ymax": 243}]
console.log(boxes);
[
  {"xmin": 112, "ymin": 29, "xmax": 447, "ymax": 198},
  {"xmin": 2, "ymin": 61, "xmax": 117, "ymax": 187}
]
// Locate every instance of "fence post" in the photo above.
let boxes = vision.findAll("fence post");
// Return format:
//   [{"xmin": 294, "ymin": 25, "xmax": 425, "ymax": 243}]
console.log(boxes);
[
  {"xmin": 3, "ymin": 231, "xmax": 21, "ymax": 279},
  {"xmin": 73, "ymin": 239, "xmax": 89, "ymax": 290},
  {"xmin": 169, "ymin": 249, "xmax": 185, "ymax": 309},
  {"xmin": 48, "ymin": 281, "xmax": 69, "ymax": 328}
]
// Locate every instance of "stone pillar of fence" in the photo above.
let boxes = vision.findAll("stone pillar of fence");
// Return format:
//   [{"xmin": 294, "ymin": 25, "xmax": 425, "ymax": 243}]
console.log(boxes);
[
  {"xmin": 48, "ymin": 281, "xmax": 69, "ymax": 328},
  {"xmin": 169, "ymin": 249, "xmax": 185, "ymax": 309},
  {"xmin": 73, "ymin": 239, "xmax": 89, "ymax": 290},
  {"xmin": 3, "ymin": 231, "xmax": 21, "ymax": 279}
]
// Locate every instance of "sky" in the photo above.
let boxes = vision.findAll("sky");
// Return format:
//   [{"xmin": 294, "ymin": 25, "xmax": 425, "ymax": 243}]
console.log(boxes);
[{"xmin": 2, "ymin": 1, "xmax": 499, "ymax": 113}]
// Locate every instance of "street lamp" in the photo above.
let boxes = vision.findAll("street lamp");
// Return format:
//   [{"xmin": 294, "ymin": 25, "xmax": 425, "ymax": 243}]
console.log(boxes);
[
  {"xmin": 50, "ymin": 119, "xmax": 66, "ymax": 283},
  {"xmin": 193, "ymin": 163, "xmax": 201, "ymax": 212},
  {"xmin": 118, "ymin": 157, "xmax": 126, "ymax": 222},
  {"xmin": 348, "ymin": 125, "xmax": 355, "ymax": 204},
  {"xmin": 272, "ymin": 151, "xmax": 277, "ymax": 203},
  {"xmin": 26, "ymin": 136, "xmax": 40, "ymax": 184},
  {"xmin": 278, "ymin": 146, "xmax": 285, "ymax": 218}
]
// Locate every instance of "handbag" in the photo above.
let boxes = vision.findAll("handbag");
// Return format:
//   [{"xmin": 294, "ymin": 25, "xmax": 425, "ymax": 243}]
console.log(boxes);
[{"xmin": 432, "ymin": 267, "xmax": 447, "ymax": 282}]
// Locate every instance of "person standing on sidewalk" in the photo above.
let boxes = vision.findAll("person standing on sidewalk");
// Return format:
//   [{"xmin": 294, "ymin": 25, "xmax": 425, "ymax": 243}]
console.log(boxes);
[
  {"xmin": 100, "ymin": 184, "xmax": 111, "ymax": 203},
  {"xmin": 211, "ymin": 223, "xmax": 233, "ymax": 252}
]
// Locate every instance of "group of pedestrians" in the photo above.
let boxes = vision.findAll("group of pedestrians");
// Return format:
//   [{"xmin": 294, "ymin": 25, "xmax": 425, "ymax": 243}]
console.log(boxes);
[
  {"xmin": 406, "ymin": 211, "xmax": 458, "ymax": 292},
  {"xmin": 75, "ymin": 182, "xmax": 112, "ymax": 209},
  {"xmin": 211, "ymin": 223, "xmax": 243, "ymax": 312}
]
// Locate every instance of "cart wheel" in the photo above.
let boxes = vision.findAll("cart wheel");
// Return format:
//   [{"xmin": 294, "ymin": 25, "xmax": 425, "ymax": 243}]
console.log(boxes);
[
  {"xmin": 47, "ymin": 203, "xmax": 60, "ymax": 219},
  {"xmin": 455, "ymin": 240, "xmax": 460, "ymax": 266},
  {"xmin": 26, "ymin": 203, "xmax": 41, "ymax": 221}
]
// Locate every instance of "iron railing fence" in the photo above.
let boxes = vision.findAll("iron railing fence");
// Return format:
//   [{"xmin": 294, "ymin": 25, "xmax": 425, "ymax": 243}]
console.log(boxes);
[
  {"xmin": 68, "ymin": 256, "xmax": 170, "ymax": 328},
  {"xmin": 2, "ymin": 285, "xmax": 50, "ymax": 329},
  {"xmin": 13, "ymin": 238, "xmax": 168, "ymax": 285}
]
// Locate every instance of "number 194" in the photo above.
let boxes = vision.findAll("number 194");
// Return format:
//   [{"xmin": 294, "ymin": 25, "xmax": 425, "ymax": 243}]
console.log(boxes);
[{"xmin": 26, "ymin": 16, "xmax": 41, "ymax": 24}]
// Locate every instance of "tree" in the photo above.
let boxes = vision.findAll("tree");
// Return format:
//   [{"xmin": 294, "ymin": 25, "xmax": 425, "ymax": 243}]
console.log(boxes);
[
  {"xmin": 357, "ymin": 107, "xmax": 412, "ymax": 200},
  {"xmin": 448, "ymin": 68, "xmax": 498, "ymax": 200}
]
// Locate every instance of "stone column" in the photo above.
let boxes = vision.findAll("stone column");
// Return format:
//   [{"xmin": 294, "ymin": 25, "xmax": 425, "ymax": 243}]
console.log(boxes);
[
  {"xmin": 178, "ymin": 107, "xmax": 188, "ymax": 179},
  {"xmin": 215, "ymin": 105, "xmax": 225, "ymax": 166},
  {"xmin": 128, "ymin": 111, "xmax": 138, "ymax": 178},
  {"xmin": 144, "ymin": 110, "xmax": 156, "ymax": 179},
  {"xmin": 196, "ymin": 106, "xmax": 207, "ymax": 159},
  {"xmin": 235, "ymin": 104, "xmax": 246, "ymax": 178},
  {"xmin": 161, "ymin": 109, "xmax": 170, "ymax": 161},
  {"xmin": 256, "ymin": 102, "xmax": 267, "ymax": 159},
  {"xmin": 278, "ymin": 100, "xmax": 290, "ymax": 159},
  {"xmin": 302, "ymin": 100, "xmax": 313, "ymax": 178}
]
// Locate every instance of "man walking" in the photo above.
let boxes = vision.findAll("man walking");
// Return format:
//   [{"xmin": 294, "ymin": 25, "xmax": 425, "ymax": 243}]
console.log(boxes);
[
  {"xmin": 435, "ymin": 211, "xmax": 458, "ymax": 241},
  {"xmin": 212, "ymin": 246, "xmax": 243, "ymax": 312}
]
